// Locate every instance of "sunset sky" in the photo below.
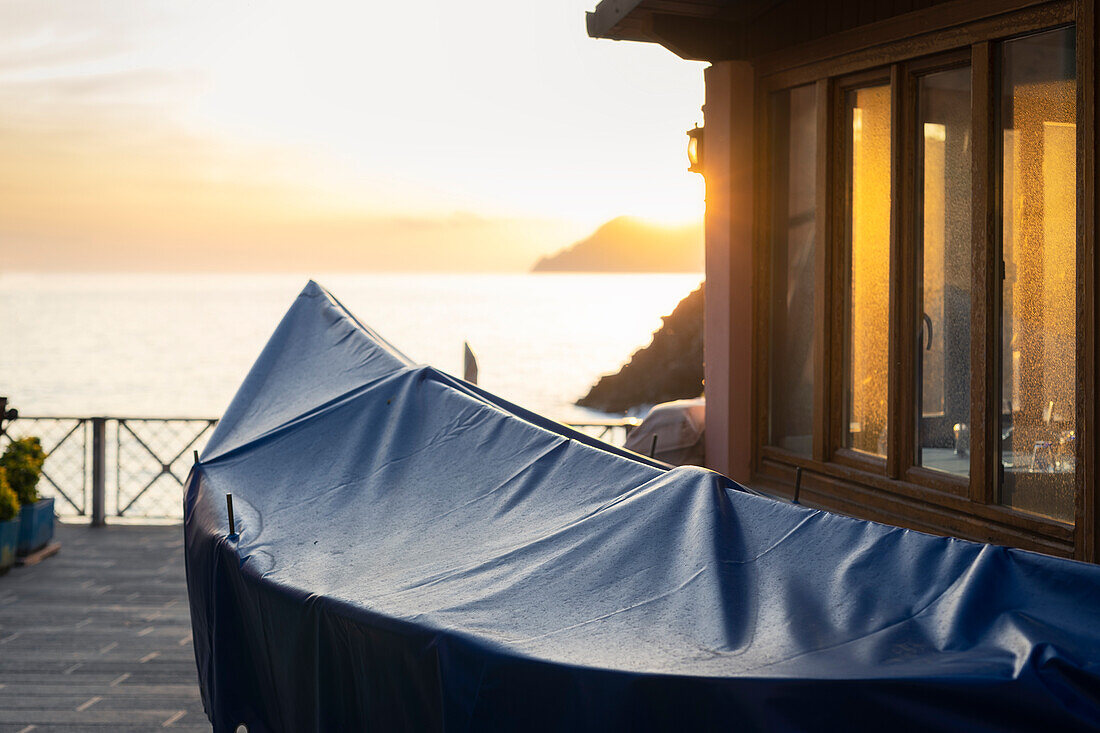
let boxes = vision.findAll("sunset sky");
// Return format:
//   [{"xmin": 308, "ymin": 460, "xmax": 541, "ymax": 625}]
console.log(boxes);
[{"xmin": 1, "ymin": 1, "xmax": 705, "ymax": 271}]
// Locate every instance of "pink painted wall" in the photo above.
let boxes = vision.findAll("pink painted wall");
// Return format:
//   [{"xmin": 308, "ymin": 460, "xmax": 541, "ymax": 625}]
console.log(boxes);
[{"xmin": 703, "ymin": 61, "xmax": 755, "ymax": 484}]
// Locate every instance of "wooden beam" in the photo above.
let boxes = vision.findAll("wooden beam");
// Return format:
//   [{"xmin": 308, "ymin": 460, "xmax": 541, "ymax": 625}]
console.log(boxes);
[
  {"xmin": 758, "ymin": 0, "xmax": 1071, "ymax": 77},
  {"xmin": 970, "ymin": 41, "xmax": 997, "ymax": 507},
  {"xmin": 887, "ymin": 64, "xmax": 905, "ymax": 480},
  {"xmin": 812, "ymin": 78, "xmax": 833, "ymax": 463},
  {"xmin": 1077, "ymin": 0, "xmax": 1097, "ymax": 562},
  {"xmin": 648, "ymin": 13, "xmax": 745, "ymax": 61}
]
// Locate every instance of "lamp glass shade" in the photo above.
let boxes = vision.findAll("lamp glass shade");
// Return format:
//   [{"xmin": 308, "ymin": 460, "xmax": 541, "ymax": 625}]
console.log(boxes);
[{"xmin": 687, "ymin": 127, "xmax": 703, "ymax": 173}]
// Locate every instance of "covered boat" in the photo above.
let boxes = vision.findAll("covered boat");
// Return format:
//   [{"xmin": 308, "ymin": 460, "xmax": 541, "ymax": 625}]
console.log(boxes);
[{"xmin": 185, "ymin": 282, "xmax": 1100, "ymax": 731}]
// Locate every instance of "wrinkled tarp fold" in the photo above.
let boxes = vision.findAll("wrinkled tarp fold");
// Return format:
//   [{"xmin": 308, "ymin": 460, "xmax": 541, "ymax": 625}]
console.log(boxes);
[{"xmin": 186, "ymin": 281, "xmax": 1100, "ymax": 732}]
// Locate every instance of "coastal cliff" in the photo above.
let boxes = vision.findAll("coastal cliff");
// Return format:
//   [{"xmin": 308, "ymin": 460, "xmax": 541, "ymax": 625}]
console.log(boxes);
[
  {"xmin": 577, "ymin": 283, "xmax": 704, "ymax": 413},
  {"xmin": 532, "ymin": 217, "xmax": 703, "ymax": 273}
]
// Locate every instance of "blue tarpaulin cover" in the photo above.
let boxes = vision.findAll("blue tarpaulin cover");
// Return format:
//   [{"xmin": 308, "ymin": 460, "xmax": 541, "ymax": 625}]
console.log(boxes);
[{"xmin": 185, "ymin": 282, "xmax": 1100, "ymax": 732}]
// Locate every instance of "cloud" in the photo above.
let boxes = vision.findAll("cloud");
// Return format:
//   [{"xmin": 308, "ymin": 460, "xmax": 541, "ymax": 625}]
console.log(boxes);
[
  {"xmin": 0, "ymin": 93, "xmax": 581, "ymax": 272},
  {"xmin": 0, "ymin": 33, "xmax": 123, "ymax": 74},
  {"xmin": 0, "ymin": 0, "xmax": 703, "ymax": 271},
  {"xmin": 0, "ymin": 206, "xmax": 584, "ymax": 273},
  {"xmin": 5, "ymin": 68, "xmax": 196, "ymax": 101}
]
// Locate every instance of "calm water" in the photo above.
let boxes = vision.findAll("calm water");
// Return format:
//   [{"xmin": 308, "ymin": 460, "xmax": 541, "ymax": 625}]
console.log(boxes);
[{"xmin": 0, "ymin": 273, "xmax": 701, "ymax": 423}]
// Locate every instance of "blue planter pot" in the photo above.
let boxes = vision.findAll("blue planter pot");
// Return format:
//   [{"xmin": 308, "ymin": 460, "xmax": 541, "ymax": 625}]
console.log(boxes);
[
  {"xmin": 0, "ymin": 518, "xmax": 17, "ymax": 574},
  {"xmin": 17, "ymin": 498, "xmax": 54, "ymax": 556}
]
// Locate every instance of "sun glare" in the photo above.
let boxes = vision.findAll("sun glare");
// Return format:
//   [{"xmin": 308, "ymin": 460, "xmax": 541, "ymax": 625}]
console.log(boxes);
[{"xmin": 2, "ymin": 0, "xmax": 705, "ymax": 270}]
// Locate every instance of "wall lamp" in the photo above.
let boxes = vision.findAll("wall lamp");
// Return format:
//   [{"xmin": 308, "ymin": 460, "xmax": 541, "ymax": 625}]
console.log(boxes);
[{"xmin": 686, "ymin": 124, "xmax": 704, "ymax": 174}]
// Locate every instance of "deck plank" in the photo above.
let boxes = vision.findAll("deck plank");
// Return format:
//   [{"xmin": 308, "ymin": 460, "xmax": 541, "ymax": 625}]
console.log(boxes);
[{"xmin": 0, "ymin": 524, "xmax": 209, "ymax": 731}]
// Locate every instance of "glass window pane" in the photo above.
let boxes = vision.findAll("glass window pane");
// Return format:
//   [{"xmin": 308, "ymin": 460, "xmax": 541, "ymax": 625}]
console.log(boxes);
[
  {"xmin": 916, "ymin": 67, "xmax": 972, "ymax": 477},
  {"xmin": 845, "ymin": 84, "xmax": 892, "ymax": 456},
  {"xmin": 769, "ymin": 85, "xmax": 817, "ymax": 455},
  {"xmin": 999, "ymin": 27, "xmax": 1076, "ymax": 522}
]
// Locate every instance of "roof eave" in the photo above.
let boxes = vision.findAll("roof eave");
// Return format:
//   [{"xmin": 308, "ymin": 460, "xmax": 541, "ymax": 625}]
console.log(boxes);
[
  {"xmin": 585, "ymin": 1, "xmax": 648, "ymax": 41},
  {"xmin": 586, "ymin": 1, "xmax": 747, "ymax": 62}
]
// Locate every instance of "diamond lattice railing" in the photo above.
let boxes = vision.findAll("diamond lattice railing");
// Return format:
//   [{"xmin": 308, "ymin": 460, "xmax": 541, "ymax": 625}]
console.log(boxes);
[
  {"xmin": 116, "ymin": 418, "xmax": 217, "ymax": 519},
  {"xmin": 0, "ymin": 417, "xmax": 88, "ymax": 516}
]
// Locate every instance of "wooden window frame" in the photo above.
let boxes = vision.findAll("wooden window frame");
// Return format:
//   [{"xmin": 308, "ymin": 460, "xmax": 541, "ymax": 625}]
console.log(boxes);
[
  {"xmin": 900, "ymin": 50, "xmax": 974, "ymax": 498},
  {"xmin": 993, "ymin": 23, "xmax": 1080, "ymax": 525},
  {"xmin": 753, "ymin": 0, "xmax": 1093, "ymax": 560}
]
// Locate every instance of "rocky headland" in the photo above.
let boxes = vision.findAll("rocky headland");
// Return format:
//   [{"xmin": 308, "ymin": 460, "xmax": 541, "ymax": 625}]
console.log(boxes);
[
  {"xmin": 532, "ymin": 216, "xmax": 703, "ymax": 273},
  {"xmin": 577, "ymin": 283, "xmax": 704, "ymax": 413}
]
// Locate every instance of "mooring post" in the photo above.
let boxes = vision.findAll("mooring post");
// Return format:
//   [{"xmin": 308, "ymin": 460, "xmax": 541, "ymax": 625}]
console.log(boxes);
[{"xmin": 91, "ymin": 417, "xmax": 107, "ymax": 527}]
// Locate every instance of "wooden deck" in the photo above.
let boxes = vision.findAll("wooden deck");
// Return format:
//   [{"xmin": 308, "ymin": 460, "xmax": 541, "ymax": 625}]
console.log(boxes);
[{"xmin": 0, "ymin": 523, "xmax": 208, "ymax": 731}]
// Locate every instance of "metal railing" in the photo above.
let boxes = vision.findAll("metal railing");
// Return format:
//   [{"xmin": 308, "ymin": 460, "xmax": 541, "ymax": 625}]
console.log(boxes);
[
  {"xmin": 0, "ymin": 414, "xmax": 635, "ymax": 524},
  {"xmin": 566, "ymin": 418, "xmax": 640, "ymax": 447},
  {"xmin": 1, "ymin": 416, "xmax": 216, "ymax": 524}
]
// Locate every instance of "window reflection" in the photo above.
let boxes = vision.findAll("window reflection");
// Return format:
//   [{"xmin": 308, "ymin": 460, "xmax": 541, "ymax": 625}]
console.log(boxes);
[
  {"xmin": 917, "ymin": 67, "xmax": 972, "ymax": 477},
  {"xmin": 769, "ymin": 85, "xmax": 817, "ymax": 455},
  {"xmin": 845, "ymin": 85, "xmax": 891, "ymax": 456},
  {"xmin": 999, "ymin": 27, "xmax": 1076, "ymax": 522}
]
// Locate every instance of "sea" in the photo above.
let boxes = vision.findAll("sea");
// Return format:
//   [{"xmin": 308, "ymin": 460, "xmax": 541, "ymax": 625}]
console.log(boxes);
[{"xmin": 0, "ymin": 272, "xmax": 703, "ymax": 423}]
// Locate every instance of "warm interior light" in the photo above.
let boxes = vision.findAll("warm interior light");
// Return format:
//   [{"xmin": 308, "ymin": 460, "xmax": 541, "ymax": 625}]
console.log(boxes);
[
  {"xmin": 847, "ymin": 88, "xmax": 891, "ymax": 456},
  {"xmin": 686, "ymin": 125, "xmax": 704, "ymax": 174}
]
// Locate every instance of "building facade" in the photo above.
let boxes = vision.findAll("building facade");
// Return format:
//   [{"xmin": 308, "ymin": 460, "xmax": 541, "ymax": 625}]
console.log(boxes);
[{"xmin": 589, "ymin": 0, "xmax": 1099, "ymax": 561}]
